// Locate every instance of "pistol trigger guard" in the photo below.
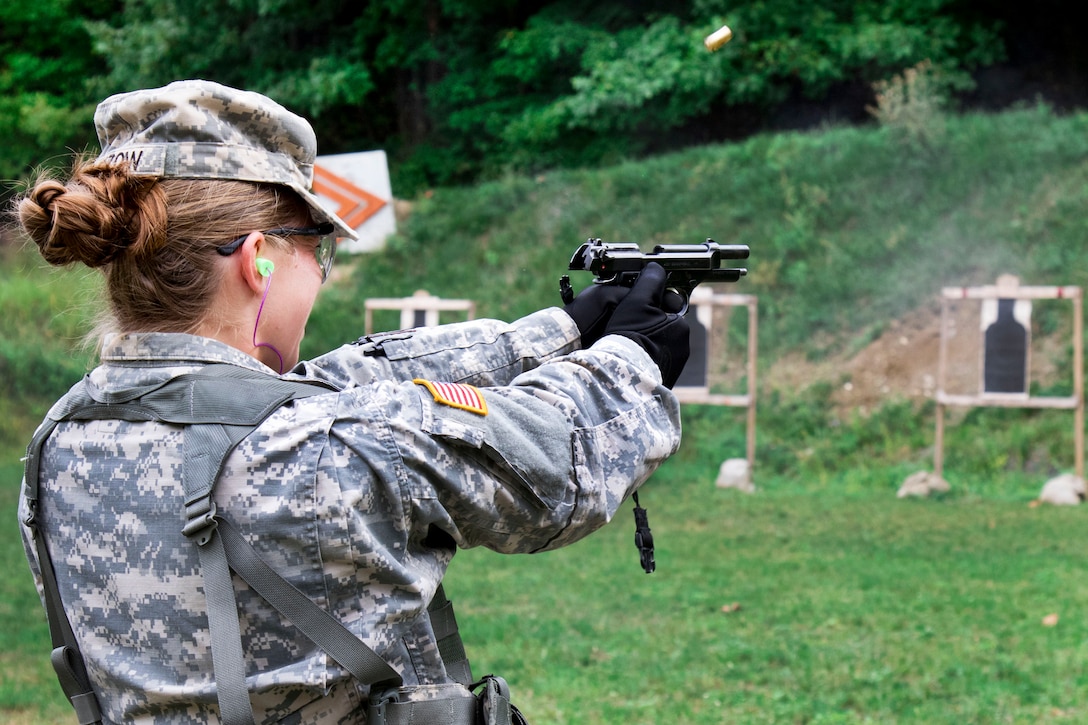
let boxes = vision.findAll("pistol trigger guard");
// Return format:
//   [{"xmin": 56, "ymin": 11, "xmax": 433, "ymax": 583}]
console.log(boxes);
[{"xmin": 664, "ymin": 287, "xmax": 688, "ymax": 315}]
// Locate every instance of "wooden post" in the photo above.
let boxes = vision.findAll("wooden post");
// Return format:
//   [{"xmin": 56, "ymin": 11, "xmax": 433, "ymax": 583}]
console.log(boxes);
[
  {"xmin": 672, "ymin": 292, "xmax": 759, "ymax": 480},
  {"xmin": 364, "ymin": 290, "xmax": 476, "ymax": 334},
  {"xmin": 935, "ymin": 281, "xmax": 1083, "ymax": 483},
  {"xmin": 935, "ymin": 294, "xmax": 950, "ymax": 478},
  {"xmin": 746, "ymin": 298, "xmax": 758, "ymax": 474},
  {"xmin": 1074, "ymin": 291, "xmax": 1084, "ymax": 478}
]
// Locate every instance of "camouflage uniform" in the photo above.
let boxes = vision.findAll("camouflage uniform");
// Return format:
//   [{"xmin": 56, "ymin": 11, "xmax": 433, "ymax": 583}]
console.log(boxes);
[{"xmin": 20, "ymin": 309, "xmax": 681, "ymax": 724}]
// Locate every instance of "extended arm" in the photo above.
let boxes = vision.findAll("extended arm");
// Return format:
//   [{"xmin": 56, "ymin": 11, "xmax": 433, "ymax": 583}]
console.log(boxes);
[{"xmin": 293, "ymin": 308, "xmax": 581, "ymax": 389}]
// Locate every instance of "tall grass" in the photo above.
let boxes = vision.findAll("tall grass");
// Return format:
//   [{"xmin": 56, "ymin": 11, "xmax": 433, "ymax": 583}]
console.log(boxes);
[{"xmin": 303, "ymin": 104, "xmax": 1088, "ymax": 365}]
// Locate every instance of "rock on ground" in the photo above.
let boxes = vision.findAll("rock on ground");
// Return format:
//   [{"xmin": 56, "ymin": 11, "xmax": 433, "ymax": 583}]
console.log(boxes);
[
  {"xmin": 1038, "ymin": 473, "xmax": 1086, "ymax": 505},
  {"xmin": 897, "ymin": 470, "xmax": 950, "ymax": 498},
  {"xmin": 716, "ymin": 458, "xmax": 754, "ymax": 493}
]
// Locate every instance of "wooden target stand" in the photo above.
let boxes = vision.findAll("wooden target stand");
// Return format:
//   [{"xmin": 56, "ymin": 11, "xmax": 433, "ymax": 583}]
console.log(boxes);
[
  {"xmin": 672, "ymin": 287, "xmax": 759, "ymax": 476},
  {"xmin": 935, "ymin": 276, "xmax": 1083, "ymax": 479},
  {"xmin": 364, "ymin": 289, "xmax": 476, "ymax": 334}
]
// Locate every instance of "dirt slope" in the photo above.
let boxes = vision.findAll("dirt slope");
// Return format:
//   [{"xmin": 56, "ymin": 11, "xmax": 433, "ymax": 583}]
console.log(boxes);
[{"xmin": 763, "ymin": 298, "xmax": 1072, "ymax": 417}]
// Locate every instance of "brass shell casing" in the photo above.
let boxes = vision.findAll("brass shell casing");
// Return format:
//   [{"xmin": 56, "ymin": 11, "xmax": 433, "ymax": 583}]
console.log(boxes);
[{"xmin": 704, "ymin": 25, "xmax": 733, "ymax": 52}]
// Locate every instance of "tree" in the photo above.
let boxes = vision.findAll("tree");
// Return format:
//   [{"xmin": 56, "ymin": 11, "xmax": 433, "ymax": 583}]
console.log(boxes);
[
  {"xmin": 0, "ymin": 0, "xmax": 118, "ymax": 186},
  {"xmin": 429, "ymin": 0, "xmax": 1005, "ymax": 178},
  {"xmin": 2, "ymin": 1, "xmax": 1011, "ymax": 196}
]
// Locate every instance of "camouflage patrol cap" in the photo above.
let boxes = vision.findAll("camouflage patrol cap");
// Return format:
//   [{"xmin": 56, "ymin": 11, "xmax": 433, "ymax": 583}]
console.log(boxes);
[{"xmin": 93, "ymin": 79, "xmax": 358, "ymax": 240}]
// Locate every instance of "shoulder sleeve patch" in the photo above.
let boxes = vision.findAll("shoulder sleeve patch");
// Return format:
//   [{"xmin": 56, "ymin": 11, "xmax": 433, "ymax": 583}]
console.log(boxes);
[{"xmin": 413, "ymin": 379, "xmax": 488, "ymax": 416}]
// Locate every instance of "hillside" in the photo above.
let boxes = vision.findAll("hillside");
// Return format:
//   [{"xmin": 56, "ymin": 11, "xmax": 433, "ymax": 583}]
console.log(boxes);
[
  {"xmin": 310, "ymin": 102, "xmax": 1088, "ymax": 388},
  {"xmin": 312, "ymin": 104, "xmax": 1088, "ymax": 339},
  {"xmin": 765, "ymin": 299, "xmax": 1074, "ymax": 419},
  {"xmin": 4, "ymin": 105, "xmax": 1088, "ymax": 487}
]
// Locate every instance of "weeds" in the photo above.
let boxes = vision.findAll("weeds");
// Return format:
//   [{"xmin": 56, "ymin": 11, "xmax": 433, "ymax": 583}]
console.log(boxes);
[{"xmin": 867, "ymin": 60, "xmax": 950, "ymax": 151}]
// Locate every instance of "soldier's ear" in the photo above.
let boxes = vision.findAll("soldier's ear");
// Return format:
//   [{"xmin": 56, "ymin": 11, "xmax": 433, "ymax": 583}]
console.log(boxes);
[{"xmin": 239, "ymin": 232, "xmax": 267, "ymax": 293}]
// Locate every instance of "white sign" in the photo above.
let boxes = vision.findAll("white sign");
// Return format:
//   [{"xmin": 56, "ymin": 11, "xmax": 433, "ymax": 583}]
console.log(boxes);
[{"xmin": 314, "ymin": 150, "xmax": 396, "ymax": 253}]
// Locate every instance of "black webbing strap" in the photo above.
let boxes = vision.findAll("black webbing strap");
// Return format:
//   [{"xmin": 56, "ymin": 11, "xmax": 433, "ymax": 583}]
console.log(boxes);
[
  {"xmin": 181, "ymin": 421, "xmax": 261, "ymax": 725},
  {"xmin": 429, "ymin": 584, "xmax": 473, "ymax": 685},
  {"xmin": 170, "ymin": 370, "xmax": 357, "ymax": 725},
  {"xmin": 196, "ymin": 511, "xmax": 254, "ymax": 724},
  {"xmin": 24, "ymin": 412, "xmax": 103, "ymax": 724}
]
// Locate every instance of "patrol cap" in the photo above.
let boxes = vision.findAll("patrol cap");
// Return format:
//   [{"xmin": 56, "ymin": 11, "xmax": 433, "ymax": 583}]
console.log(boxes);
[{"xmin": 93, "ymin": 79, "xmax": 358, "ymax": 240}]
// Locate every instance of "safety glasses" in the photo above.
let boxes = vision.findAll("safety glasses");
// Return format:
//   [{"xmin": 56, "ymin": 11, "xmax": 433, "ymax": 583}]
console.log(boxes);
[{"xmin": 217, "ymin": 222, "xmax": 337, "ymax": 283}]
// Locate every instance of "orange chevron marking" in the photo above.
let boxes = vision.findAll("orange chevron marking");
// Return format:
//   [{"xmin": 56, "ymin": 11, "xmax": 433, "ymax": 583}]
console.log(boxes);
[{"xmin": 313, "ymin": 165, "xmax": 388, "ymax": 232}]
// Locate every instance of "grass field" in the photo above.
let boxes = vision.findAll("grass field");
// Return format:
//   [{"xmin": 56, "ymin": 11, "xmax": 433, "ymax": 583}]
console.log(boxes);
[
  {"xmin": 5, "ymin": 454, "xmax": 1086, "ymax": 724},
  {"xmin": 446, "ymin": 470, "xmax": 1088, "ymax": 724}
]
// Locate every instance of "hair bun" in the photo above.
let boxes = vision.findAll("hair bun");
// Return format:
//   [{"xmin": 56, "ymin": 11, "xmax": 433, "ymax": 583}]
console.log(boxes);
[
  {"xmin": 18, "ymin": 180, "xmax": 71, "ymax": 266},
  {"xmin": 20, "ymin": 172, "xmax": 134, "ymax": 268},
  {"xmin": 34, "ymin": 183, "xmax": 66, "ymax": 215}
]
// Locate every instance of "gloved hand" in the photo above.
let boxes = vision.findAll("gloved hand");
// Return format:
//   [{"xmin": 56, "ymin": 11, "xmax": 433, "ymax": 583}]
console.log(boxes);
[
  {"xmin": 563, "ymin": 282, "xmax": 631, "ymax": 348},
  {"xmin": 603, "ymin": 262, "xmax": 690, "ymax": 388}
]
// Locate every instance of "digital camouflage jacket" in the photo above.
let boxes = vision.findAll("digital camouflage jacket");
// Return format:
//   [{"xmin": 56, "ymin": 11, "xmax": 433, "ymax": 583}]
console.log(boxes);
[{"xmin": 20, "ymin": 308, "xmax": 681, "ymax": 724}]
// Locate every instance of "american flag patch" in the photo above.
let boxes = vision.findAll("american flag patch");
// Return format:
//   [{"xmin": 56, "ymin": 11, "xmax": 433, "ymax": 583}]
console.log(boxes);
[{"xmin": 413, "ymin": 379, "xmax": 488, "ymax": 416}]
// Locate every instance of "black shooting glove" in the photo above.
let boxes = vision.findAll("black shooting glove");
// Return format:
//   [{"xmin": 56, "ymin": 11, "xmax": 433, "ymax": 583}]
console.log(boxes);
[
  {"xmin": 563, "ymin": 282, "xmax": 631, "ymax": 348},
  {"xmin": 603, "ymin": 262, "xmax": 690, "ymax": 388}
]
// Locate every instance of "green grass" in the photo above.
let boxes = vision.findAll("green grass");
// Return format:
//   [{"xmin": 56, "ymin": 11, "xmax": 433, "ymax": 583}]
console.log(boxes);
[
  {"xmin": 445, "ymin": 465, "xmax": 1088, "ymax": 724},
  {"xmin": 6, "ymin": 454, "xmax": 1087, "ymax": 724}
]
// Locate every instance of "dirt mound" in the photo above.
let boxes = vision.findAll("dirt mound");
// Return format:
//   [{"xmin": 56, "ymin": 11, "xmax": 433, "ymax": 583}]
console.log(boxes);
[{"xmin": 763, "ymin": 298, "xmax": 1071, "ymax": 417}]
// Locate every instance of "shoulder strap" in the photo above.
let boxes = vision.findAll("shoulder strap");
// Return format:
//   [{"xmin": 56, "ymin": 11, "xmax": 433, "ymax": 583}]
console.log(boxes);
[
  {"xmin": 24, "ymin": 414, "xmax": 102, "ymax": 725},
  {"xmin": 24, "ymin": 366, "xmax": 342, "ymax": 725},
  {"xmin": 24, "ymin": 364, "xmax": 472, "ymax": 725}
]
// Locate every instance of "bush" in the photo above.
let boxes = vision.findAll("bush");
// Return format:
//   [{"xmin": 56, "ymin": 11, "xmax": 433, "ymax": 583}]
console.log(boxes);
[{"xmin": 867, "ymin": 60, "xmax": 953, "ymax": 150}]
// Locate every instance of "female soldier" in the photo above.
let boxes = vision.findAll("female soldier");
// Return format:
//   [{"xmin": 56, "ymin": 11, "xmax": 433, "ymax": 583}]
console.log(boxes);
[{"xmin": 16, "ymin": 80, "xmax": 688, "ymax": 724}]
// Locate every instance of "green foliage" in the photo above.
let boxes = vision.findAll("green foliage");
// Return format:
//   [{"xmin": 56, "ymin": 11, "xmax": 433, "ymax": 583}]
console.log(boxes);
[
  {"xmin": 867, "ymin": 60, "xmax": 955, "ymax": 150},
  {"xmin": 84, "ymin": 0, "xmax": 375, "ymax": 114},
  {"xmin": 422, "ymin": 0, "xmax": 1006, "ymax": 186},
  {"xmin": 0, "ymin": 0, "xmax": 116, "ymax": 183},
  {"xmin": 0, "ymin": 247, "xmax": 99, "ymax": 452},
  {"xmin": 2, "ymin": 1, "xmax": 1012, "ymax": 193}
]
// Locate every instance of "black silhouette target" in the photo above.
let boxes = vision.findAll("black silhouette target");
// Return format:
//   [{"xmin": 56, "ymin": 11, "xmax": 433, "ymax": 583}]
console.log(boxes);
[{"xmin": 982, "ymin": 298, "xmax": 1028, "ymax": 394}]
